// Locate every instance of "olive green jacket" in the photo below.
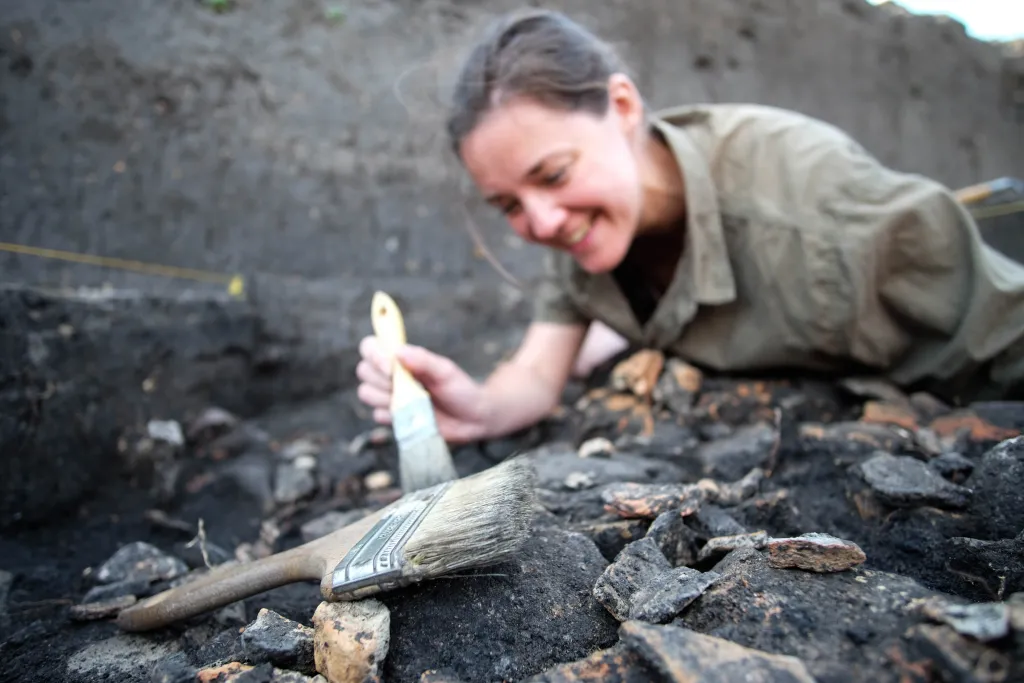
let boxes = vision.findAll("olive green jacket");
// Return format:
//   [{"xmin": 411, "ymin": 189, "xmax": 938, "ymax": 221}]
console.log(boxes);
[{"xmin": 533, "ymin": 103, "xmax": 1024, "ymax": 403}]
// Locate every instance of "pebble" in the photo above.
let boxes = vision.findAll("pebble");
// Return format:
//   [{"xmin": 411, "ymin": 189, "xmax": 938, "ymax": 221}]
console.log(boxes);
[
  {"xmin": 364, "ymin": 470, "xmax": 394, "ymax": 491},
  {"xmin": 311, "ymin": 599, "xmax": 390, "ymax": 683},
  {"xmin": 94, "ymin": 541, "xmax": 189, "ymax": 584},
  {"xmin": 766, "ymin": 532, "xmax": 867, "ymax": 573},
  {"xmin": 854, "ymin": 452, "xmax": 973, "ymax": 509},
  {"xmin": 241, "ymin": 608, "xmax": 317, "ymax": 674},
  {"xmin": 601, "ymin": 482, "xmax": 707, "ymax": 519},
  {"xmin": 697, "ymin": 530, "xmax": 770, "ymax": 562}
]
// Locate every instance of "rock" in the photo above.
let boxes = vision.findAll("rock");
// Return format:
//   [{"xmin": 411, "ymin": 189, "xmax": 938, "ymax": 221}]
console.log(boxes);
[
  {"xmin": 68, "ymin": 594, "xmax": 137, "ymax": 621},
  {"xmin": 694, "ymin": 423, "xmax": 779, "ymax": 481},
  {"xmin": 186, "ymin": 407, "xmax": 241, "ymax": 445},
  {"xmin": 0, "ymin": 569, "xmax": 13, "ymax": 629},
  {"xmin": 241, "ymin": 608, "xmax": 316, "ymax": 675},
  {"xmin": 94, "ymin": 541, "xmax": 189, "ymax": 584},
  {"xmin": 766, "ymin": 533, "xmax": 867, "ymax": 573},
  {"xmin": 378, "ymin": 526, "xmax": 619, "ymax": 682},
  {"xmin": 702, "ymin": 467, "xmax": 765, "ymax": 506},
  {"xmin": 963, "ymin": 435, "xmax": 1024, "ymax": 538},
  {"xmin": 577, "ymin": 436, "xmax": 615, "ymax": 459},
  {"xmin": 652, "ymin": 358, "xmax": 703, "ymax": 415},
  {"xmin": 593, "ymin": 537, "xmax": 720, "ymax": 623},
  {"xmin": 619, "ymin": 620, "xmax": 817, "ymax": 682},
  {"xmin": 697, "ymin": 531, "xmax": 770, "ymax": 563},
  {"xmin": 523, "ymin": 642, "xmax": 657, "ymax": 683},
  {"xmin": 151, "ymin": 652, "xmax": 200, "ymax": 683},
  {"xmin": 852, "ymin": 452, "xmax": 973, "ymax": 509},
  {"xmin": 914, "ymin": 596, "xmax": 1010, "ymax": 642},
  {"xmin": 904, "ymin": 623, "xmax": 1013, "ymax": 683},
  {"xmin": 66, "ymin": 634, "xmax": 181, "ymax": 680},
  {"xmin": 611, "ymin": 350, "xmax": 665, "ymax": 399},
  {"xmin": 688, "ymin": 505, "xmax": 748, "ymax": 540},
  {"xmin": 601, "ymin": 482, "xmax": 708, "ymax": 519},
  {"xmin": 677, "ymin": 547, "xmax": 942, "ymax": 682},
  {"xmin": 928, "ymin": 451, "xmax": 975, "ymax": 483},
  {"xmin": 273, "ymin": 461, "xmax": 318, "ymax": 505},
  {"xmin": 798, "ymin": 421, "xmax": 918, "ymax": 458},
  {"xmin": 645, "ymin": 510, "xmax": 700, "ymax": 567},
  {"xmin": 82, "ymin": 577, "xmax": 151, "ymax": 603},
  {"xmin": 311, "ymin": 599, "xmax": 390, "ymax": 683},
  {"xmin": 530, "ymin": 449, "xmax": 687, "ymax": 491},
  {"xmin": 570, "ymin": 519, "xmax": 649, "ymax": 562},
  {"xmin": 944, "ymin": 533, "xmax": 1024, "ymax": 599}
]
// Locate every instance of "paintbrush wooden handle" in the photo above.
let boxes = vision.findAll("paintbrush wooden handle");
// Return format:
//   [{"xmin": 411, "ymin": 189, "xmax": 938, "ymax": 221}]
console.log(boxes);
[
  {"xmin": 371, "ymin": 290, "xmax": 430, "ymax": 410},
  {"xmin": 115, "ymin": 543, "xmax": 323, "ymax": 632}
]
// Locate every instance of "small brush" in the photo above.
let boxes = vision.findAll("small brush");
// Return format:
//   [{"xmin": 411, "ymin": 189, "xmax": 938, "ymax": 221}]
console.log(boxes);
[
  {"xmin": 371, "ymin": 290, "xmax": 460, "ymax": 492},
  {"xmin": 115, "ymin": 456, "xmax": 537, "ymax": 632}
]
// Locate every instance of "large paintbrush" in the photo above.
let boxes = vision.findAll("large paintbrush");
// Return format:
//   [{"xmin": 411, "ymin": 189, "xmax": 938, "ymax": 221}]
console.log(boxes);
[
  {"xmin": 116, "ymin": 456, "xmax": 536, "ymax": 632},
  {"xmin": 371, "ymin": 290, "xmax": 460, "ymax": 492}
]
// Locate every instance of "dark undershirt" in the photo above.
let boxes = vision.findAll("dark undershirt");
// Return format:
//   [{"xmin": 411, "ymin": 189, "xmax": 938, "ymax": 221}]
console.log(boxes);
[{"xmin": 611, "ymin": 228, "xmax": 685, "ymax": 327}]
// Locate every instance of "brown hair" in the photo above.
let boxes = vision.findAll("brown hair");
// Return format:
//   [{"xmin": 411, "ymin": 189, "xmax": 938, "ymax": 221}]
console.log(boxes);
[{"xmin": 445, "ymin": 9, "xmax": 629, "ymax": 157}]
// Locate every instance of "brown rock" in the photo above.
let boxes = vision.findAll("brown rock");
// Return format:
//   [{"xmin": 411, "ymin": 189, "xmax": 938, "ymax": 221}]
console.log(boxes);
[
  {"xmin": 197, "ymin": 662, "xmax": 254, "ymax": 682},
  {"xmin": 68, "ymin": 594, "xmax": 137, "ymax": 621},
  {"xmin": 905, "ymin": 623, "xmax": 1012, "ymax": 683},
  {"xmin": 860, "ymin": 400, "xmax": 920, "ymax": 431},
  {"xmin": 929, "ymin": 410, "xmax": 1020, "ymax": 442},
  {"xmin": 312, "ymin": 599, "xmax": 390, "ymax": 683},
  {"xmin": 611, "ymin": 349, "xmax": 665, "ymax": 399},
  {"xmin": 602, "ymin": 482, "xmax": 707, "ymax": 519},
  {"xmin": 522, "ymin": 642, "xmax": 656, "ymax": 682},
  {"xmin": 619, "ymin": 620, "xmax": 818, "ymax": 682},
  {"xmin": 766, "ymin": 532, "xmax": 867, "ymax": 573},
  {"xmin": 653, "ymin": 358, "xmax": 703, "ymax": 415},
  {"xmin": 798, "ymin": 421, "xmax": 917, "ymax": 455}
]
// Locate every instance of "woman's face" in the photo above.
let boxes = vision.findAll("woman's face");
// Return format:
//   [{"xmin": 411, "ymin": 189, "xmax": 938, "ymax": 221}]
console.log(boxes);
[{"xmin": 457, "ymin": 78, "xmax": 646, "ymax": 274}]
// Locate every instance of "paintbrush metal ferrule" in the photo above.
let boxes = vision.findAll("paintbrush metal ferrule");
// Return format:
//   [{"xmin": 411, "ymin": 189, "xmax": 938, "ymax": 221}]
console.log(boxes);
[
  {"xmin": 330, "ymin": 479, "xmax": 453, "ymax": 600},
  {"xmin": 391, "ymin": 394, "xmax": 441, "ymax": 447}
]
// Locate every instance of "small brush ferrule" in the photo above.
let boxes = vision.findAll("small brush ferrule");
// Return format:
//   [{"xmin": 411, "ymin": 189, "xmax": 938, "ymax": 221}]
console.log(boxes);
[
  {"xmin": 391, "ymin": 395, "xmax": 440, "ymax": 445},
  {"xmin": 330, "ymin": 480, "xmax": 453, "ymax": 599}
]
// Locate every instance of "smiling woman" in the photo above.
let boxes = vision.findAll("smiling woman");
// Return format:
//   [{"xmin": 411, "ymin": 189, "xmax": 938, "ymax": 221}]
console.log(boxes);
[{"xmin": 355, "ymin": 8, "xmax": 1024, "ymax": 444}]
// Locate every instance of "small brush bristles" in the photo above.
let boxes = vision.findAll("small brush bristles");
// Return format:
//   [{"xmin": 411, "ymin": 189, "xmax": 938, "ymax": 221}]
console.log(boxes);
[
  {"xmin": 403, "ymin": 456, "xmax": 537, "ymax": 574},
  {"xmin": 399, "ymin": 432, "xmax": 459, "ymax": 492}
]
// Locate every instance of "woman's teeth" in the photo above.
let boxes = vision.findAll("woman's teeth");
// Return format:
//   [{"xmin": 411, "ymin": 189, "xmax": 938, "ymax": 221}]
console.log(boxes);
[{"xmin": 566, "ymin": 220, "xmax": 591, "ymax": 246}]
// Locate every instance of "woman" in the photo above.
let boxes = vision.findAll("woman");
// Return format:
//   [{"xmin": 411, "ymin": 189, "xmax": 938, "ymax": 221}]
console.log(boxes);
[{"xmin": 356, "ymin": 9, "xmax": 1024, "ymax": 444}]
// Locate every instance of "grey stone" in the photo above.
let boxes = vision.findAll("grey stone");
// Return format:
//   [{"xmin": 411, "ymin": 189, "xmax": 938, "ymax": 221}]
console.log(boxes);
[
  {"xmin": 94, "ymin": 541, "xmax": 189, "ymax": 585},
  {"xmin": 695, "ymin": 423, "xmax": 779, "ymax": 481},
  {"xmin": 241, "ymin": 608, "xmax": 316, "ymax": 675},
  {"xmin": 82, "ymin": 577, "xmax": 151, "ymax": 603},
  {"xmin": 854, "ymin": 452, "xmax": 973, "ymax": 509}
]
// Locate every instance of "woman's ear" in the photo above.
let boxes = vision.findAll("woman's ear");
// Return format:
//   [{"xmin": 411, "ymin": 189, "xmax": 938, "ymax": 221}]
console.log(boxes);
[{"xmin": 607, "ymin": 73, "xmax": 645, "ymax": 137}]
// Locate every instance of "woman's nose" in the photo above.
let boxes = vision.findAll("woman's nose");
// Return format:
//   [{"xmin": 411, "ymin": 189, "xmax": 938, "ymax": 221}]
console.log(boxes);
[{"xmin": 524, "ymin": 197, "xmax": 567, "ymax": 242}]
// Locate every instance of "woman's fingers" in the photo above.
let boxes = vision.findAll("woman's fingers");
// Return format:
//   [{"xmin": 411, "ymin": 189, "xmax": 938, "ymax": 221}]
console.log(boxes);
[{"xmin": 356, "ymin": 358, "xmax": 390, "ymax": 391}]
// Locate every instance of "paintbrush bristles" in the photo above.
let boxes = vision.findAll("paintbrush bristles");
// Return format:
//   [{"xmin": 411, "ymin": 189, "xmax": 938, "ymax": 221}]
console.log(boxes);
[
  {"xmin": 403, "ymin": 456, "xmax": 537, "ymax": 574},
  {"xmin": 398, "ymin": 432, "xmax": 459, "ymax": 492}
]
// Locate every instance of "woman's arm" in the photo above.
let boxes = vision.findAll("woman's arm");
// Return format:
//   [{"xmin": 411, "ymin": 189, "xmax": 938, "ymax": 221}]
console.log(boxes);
[{"xmin": 476, "ymin": 320, "xmax": 588, "ymax": 439}]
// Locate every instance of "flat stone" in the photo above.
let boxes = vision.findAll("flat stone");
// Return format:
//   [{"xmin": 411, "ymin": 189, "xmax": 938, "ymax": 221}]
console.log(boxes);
[
  {"xmin": 241, "ymin": 608, "xmax": 316, "ymax": 674},
  {"xmin": 854, "ymin": 452, "xmax": 972, "ymax": 509},
  {"xmin": 619, "ymin": 620, "xmax": 817, "ymax": 682},
  {"xmin": 645, "ymin": 510, "xmax": 700, "ymax": 567},
  {"xmin": 601, "ymin": 482, "xmax": 708, "ymax": 519},
  {"xmin": 523, "ymin": 642, "xmax": 657, "ymax": 683},
  {"xmin": 311, "ymin": 599, "xmax": 390, "ymax": 683},
  {"xmin": 928, "ymin": 451, "xmax": 975, "ymax": 483},
  {"xmin": 82, "ymin": 577, "xmax": 151, "ymax": 603},
  {"xmin": 766, "ymin": 532, "xmax": 867, "ymax": 573},
  {"xmin": 593, "ymin": 537, "xmax": 719, "ymax": 623},
  {"xmin": 915, "ymin": 597, "xmax": 1010, "ymax": 642},
  {"xmin": 69, "ymin": 594, "xmax": 136, "ymax": 621},
  {"xmin": 963, "ymin": 435, "xmax": 1024, "ymax": 539},
  {"xmin": 698, "ymin": 531, "xmax": 770, "ymax": 562},
  {"xmin": 94, "ymin": 541, "xmax": 189, "ymax": 585},
  {"xmin": 652, "ymin": 357, "xmax": 703, "ymax": 415},
  {"xmin": 694, "ymin": 422, "xmax": 779, "ymax": 481},
  {"xmin": 905, "ymin": 624, "xmax": 1013, "ymax": 683},
  {"xmin": 689, "ymin": 505, "xmax": 748, "ymax": 540}
]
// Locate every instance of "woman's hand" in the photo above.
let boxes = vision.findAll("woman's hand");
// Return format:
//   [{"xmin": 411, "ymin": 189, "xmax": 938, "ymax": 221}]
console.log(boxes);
[{"xmin": 356, "ymin": 336, "xmax": 491, "ymax": 444}]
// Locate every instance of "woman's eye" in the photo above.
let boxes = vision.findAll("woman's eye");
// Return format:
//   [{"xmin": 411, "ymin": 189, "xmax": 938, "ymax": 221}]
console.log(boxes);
[{"xmin": 542, "ymin": 169, "xmax": 566, "ymax": 185}]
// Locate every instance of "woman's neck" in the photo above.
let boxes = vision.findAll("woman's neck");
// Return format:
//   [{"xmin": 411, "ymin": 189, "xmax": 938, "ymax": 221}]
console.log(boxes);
[{"xmin": 635, "ymin": 125, "xmax": 688, "ymax": 237}]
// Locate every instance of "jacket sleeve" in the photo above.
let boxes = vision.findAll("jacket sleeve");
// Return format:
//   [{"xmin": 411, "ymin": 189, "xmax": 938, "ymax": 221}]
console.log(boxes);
[{"xmin": 823, "ymin": 138, "xmax": 1024, "ymax": 402}]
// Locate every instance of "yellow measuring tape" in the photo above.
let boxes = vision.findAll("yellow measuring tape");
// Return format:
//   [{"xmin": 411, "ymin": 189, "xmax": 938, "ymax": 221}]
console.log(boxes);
[{"xmin": 0, "ymin": 241, "xmax": 245, "ymax": 298}]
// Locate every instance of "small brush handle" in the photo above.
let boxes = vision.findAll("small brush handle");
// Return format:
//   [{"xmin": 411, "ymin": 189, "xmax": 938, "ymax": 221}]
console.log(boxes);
[{"xmin": 371, "ymin": 290, "xmax": 431, "ymax": 410}]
